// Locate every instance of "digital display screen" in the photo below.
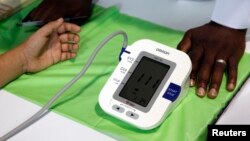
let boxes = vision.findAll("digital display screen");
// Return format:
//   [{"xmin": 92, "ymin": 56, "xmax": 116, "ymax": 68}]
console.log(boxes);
[{"xmin": 119, "ymin": 57, "xmax": 170, "ymax": 107}]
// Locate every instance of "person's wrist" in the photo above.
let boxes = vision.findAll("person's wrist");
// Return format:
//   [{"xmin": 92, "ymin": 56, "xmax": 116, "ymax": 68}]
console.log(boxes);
[
  {"xmin": 16, "ymin": 43, "xmax": 29, "ymax": 74},
  {"xmin": 209, "ymin": 20, "xmax": 247, "ymax": 33}
]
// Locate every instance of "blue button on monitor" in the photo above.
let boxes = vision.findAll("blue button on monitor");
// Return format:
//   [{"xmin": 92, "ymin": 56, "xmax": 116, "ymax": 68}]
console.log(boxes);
[{"xmin": 163, "ymin": 83, "xmax": 181, "ymax": 102}]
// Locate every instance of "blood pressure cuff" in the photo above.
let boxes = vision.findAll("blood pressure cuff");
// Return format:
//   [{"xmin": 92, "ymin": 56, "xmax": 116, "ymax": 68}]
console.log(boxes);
[{"xmin": 1, "ymin": 2, "xmax": 250, "ymax": 141}]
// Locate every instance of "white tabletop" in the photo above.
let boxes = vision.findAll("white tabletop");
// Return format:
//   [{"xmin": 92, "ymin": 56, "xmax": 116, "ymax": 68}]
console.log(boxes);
[
  {"xmin": 0, "ymin": 90, "xmax": 117, "ymax": 141},
  {"xmin": 216, "ymin": 78, "xmax": 250, "ymax": 125}
]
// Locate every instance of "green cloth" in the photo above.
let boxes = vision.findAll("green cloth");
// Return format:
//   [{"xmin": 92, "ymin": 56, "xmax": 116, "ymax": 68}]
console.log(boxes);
[{"xmin": 1, "ymin": 2, "xmax": 250, "ymax": 141}]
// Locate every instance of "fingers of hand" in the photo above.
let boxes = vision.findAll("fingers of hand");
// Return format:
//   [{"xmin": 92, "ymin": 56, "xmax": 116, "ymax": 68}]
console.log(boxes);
[
  {"xmin": 58, "ymin": 22, "xmax": 81, "ymax": 34},
  {"xmin": 60, "ymin": 33, "xmax": 80, "ymax": 54},
  {"xmin": 61, "ymin": 43, "xmax": 79, "ymax": 53},
  {"xmin": 61, "ymin": 52, "xmax": 77, "ymax": 61},
  {"xmin": 227, "ymin": 57, "xmax": 237, "ymax": 91},
  {"xmin": 191, "ymin": 53, "xmax": 239, "ymax": 99},
  {"xmin": 59, "ymin": 33, "xmax": 80, "ymax": 44},
  {"xmin": 189, "ymin": 47, "xmax": 229, "ymax": 98},
  {"xmin": 177, "ymin": 32, "xmax": 192, "ymax": 52},
  {"xmin": 208, "ymin": 58, "xmax": 227, "ymax": 99},
  {"xmin": 196, "ymin": 56, "xmax": 214, "ymax": 97},
  {"xmin": 37, "ymin": 18, "xmax": 64, "ymax": 36},
  {"xmin": 189, "ymin": 47, "xmax": 204, "ymax": 87},
  {"xmin": 59, "ymin": 33, "xmax": 80, "ymax": 61}
]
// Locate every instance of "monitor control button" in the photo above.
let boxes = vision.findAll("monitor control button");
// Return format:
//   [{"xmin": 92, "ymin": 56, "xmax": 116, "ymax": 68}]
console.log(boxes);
[
  {"xmin": 126, "ymin": 111, "xmax": 139, "ymax": 120},
  {"xmin": 112, "ymin": 105, "xmax": 125, "ymax": 113}
]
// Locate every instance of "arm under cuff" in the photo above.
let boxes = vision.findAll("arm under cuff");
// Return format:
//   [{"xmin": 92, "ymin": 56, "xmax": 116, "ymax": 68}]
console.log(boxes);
[{"xmin": 211, "ymin": 0, "xmax": 250, "ymax": 29}]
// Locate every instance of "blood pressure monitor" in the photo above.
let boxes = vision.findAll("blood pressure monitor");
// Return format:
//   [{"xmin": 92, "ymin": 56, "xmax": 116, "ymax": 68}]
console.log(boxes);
[{"xmin": 99, "ymin": 39, "xmax": 191, "ymax": 130}]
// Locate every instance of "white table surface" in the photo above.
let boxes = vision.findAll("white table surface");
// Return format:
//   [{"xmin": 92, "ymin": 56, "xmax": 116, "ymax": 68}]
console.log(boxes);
[
  {"xmin": 216, "ymin": 77, "xmax": 250, "ymax": 125},
  {"xmin": 0, "ymin": 90, "xmax": 117, "ymax": 141}
]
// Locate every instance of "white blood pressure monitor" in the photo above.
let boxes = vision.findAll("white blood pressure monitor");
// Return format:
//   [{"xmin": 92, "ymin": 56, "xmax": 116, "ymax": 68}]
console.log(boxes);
[{"xmin": 99, "ymin": 39, "xmax": 191, "ymax": 130}]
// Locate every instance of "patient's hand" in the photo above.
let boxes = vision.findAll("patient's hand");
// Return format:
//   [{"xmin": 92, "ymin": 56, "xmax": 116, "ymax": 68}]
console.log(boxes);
[
  {"xmin": 22, "ymin": 18, "xmax": 81, "ymax": 72},
  {"xmin": 177, "ymin": 21, "xmax": 246, "ymax": 99},
  {"xmin": 0, "ymin": 18, "xmax": 81, "ymax": 87},
  {"xmin": 23, "ymin": 0, "xmax": 92, "ymax": 25}
]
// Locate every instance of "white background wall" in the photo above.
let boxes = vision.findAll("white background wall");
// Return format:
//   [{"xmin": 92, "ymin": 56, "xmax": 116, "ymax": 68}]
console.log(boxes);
[
  {"xmin": 94, "ymin": 0, "xmax": 215, "ymax": 31},
  {"xmin": 95, "ymin": 0, "xmax": 250, "ymax": 40}
]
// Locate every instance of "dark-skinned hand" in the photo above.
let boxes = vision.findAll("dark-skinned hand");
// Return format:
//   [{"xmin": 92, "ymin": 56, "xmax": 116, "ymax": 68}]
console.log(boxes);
[
  {"xmin": 177, "ymin": 21, "xmax": 247, "ymax": 99},
  {"xmin": 22, "ymin": 0, "xmax": 93, "ymax": 25}
]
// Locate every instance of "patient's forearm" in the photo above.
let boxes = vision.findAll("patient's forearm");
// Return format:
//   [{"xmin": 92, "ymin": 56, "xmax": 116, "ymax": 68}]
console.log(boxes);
[{"xmin": 0, "ymin": 45, "xmax": 27, "ymax": 87}]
